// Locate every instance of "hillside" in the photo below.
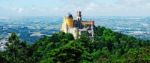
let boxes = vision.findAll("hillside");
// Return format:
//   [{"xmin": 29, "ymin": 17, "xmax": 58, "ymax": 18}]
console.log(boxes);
[{"xmin": 0, "ymin": 26, "xmax": 150, "ymax": 63}]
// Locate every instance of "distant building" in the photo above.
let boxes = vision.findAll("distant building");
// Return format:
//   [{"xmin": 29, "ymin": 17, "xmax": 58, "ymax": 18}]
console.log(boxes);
[{"xmin": 61, "ymin": 11, "xmax": 95, "ymax": 39}]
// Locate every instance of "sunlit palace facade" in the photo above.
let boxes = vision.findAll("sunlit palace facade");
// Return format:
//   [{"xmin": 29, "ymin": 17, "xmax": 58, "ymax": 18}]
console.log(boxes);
[{"xmin": 61, "ymin": 11, "xmax": 95, "ymax": 39}]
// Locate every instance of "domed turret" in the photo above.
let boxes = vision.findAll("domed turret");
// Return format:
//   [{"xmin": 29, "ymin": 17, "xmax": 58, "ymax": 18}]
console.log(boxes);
[{"xmin": 66, "ymin": 13, "xmax": 73, "ymax": 19}]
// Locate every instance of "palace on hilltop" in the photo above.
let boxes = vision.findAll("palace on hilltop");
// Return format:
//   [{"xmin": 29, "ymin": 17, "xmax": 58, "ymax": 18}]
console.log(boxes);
[{"xmin": 61, "ymin": 11, "xmax": 95, "ymax": 39}]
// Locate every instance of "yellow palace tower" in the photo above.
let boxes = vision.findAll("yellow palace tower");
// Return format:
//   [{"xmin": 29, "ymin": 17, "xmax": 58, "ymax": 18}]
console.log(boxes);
[{"xmin": 61, "ymin": 14, "xmax": 74, "ymax": 33}]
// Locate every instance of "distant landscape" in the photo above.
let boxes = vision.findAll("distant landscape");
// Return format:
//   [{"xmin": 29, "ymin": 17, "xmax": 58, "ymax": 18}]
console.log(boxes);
[{"xmin": 0, "ymin": 16, "xmax": 150, "ymax": 43}]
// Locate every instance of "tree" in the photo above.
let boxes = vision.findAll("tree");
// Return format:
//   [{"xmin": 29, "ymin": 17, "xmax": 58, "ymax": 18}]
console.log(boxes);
[
  {"xmin": 40, "ymin": 41, "xmax": 90, "ymax": 63},
  {"xmin": 4, "ymin": 33, "xmax": 30, "ymax": 63}
]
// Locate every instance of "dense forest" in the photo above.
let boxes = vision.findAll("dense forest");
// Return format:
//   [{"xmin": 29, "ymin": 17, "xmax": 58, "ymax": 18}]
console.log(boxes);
[{"xmin": 0, "ymin": 26, "xmax": 150, "ymax": 63}]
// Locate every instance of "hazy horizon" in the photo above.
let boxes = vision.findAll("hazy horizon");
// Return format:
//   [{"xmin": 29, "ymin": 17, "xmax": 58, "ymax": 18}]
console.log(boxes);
[{"xmin": 0, "ymin": 0, "xmax": 150, "ymax": 17}]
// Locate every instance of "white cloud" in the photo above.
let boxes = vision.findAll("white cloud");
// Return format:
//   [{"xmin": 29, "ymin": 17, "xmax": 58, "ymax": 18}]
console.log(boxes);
[
  {"xmin": 11, "ymin": 7, "xmax": 24, "ymax": 14},
  {"xmin": 17, "ymin": 8, "xmax": 24, "ymax": 13}
]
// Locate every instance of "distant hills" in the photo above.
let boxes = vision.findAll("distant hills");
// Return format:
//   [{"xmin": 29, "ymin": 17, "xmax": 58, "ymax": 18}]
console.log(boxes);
[{"xmin": 0, "ymin": 16, "xmax": 150, "ymax": 43}]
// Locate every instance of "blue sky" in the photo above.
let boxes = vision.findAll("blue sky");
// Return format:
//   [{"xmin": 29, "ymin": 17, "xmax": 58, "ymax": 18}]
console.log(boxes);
[{"xmin": 0, "ymin": 0, "xmax": 150, "ymax": 17}]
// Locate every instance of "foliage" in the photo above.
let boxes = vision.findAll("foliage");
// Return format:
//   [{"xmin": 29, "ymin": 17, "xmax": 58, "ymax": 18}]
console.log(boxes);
[{"xmin": 0, "ymin": 26, "xmax": 150, "ymax": 63}]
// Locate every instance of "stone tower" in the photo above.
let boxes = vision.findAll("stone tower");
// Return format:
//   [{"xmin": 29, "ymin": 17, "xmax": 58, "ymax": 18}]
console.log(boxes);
[{"xmin": 77, "ymin": 11, "xmax": 82, "ymax": 21}]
